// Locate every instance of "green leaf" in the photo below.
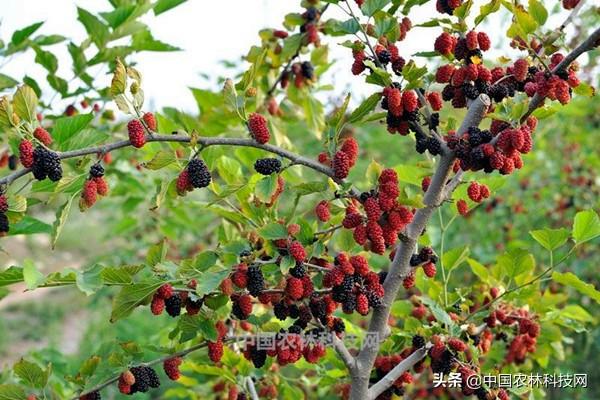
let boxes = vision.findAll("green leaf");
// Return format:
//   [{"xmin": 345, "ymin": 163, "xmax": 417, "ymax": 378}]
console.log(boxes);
[
  {"xmin": 280, "ymin": 256, "xmax": 295, "ymax": 275},
  {"xmin": 110, "ymin": 280, "xmax": 163, "ymax": 322},
  {"xmin": 132, "ymin": 29, "xmax": 181, "ymax": 52},
  {"xmin": 442, "ymin": 246, "xmax": 469, "ymax": 274},
  {"xmin": 13, "ymin": 85, "xmax": 38, "ymax": 123},
  {"xmin": 347, "ymin": 92, "xmax": 382, "ymax": 124},
  {"xmin": 194, "ymin": 251, "xmax": 218, "ymax": 272},
  {"xmin": 515, "ymin": 6, "xmax": 537, "ymax": 35},
  {"xmin": 573, "ymin": 82, "xmax": 595, "ymax": 97},
  {"xmin": 100, "ymin": 6, "xmax": 136, "ymax": 28},
  {"xmin": 0, "ymin": 267, "xmax": 24, "ymax": 287},
  {"xmin": 467, "ymin": 258, "xmax": 489, "ymax": 283},
  {"xmin": 22, "ymin": 260, "xmax": 44, "ymax": 290},
  {"xmin": 146, "ymin": 240, "xmax": 167, "ymax": 266},
  {"xmin": 76, "ymin": 264, "xmax": 104, "ymax": 295},
  {"xmin": 51, "ymin": 113, "xmax": 94, "ymax": 150},
  {"xmin": 13, "ymin": 359, "xmax": 48, "ymax": 389},
  {"xmin": 255, "ymin": 174, "xmax": 278, "ymax": 203},
  {"xmin": 528, "ymin": 0, "xmax": 547, "ymax": 26},
  {"xmin": 474, "ymin": 0, "xmax": 500, "ymax": 25},
  {"xmin": 552, "ymin": 272, "xmax": 600, "ymax": 304},
  {"xmin": 361, "ymin": 0, "xmax": 391, "ymax": 16},
  {"xmin": 77, "ymin": 8, "xmax": 110, "ymax": 48},
  {"xmin": 338, "ymin": 19, "xmax": 360, "ymax": 35},
  {"xmin": 33, "ymin": 47, "xmax": 58, "ymax": 74},
  {"xmin": 145, "ymin": 150, "xmax": 176, "ymax": 170},
  {"xmin": 420, "ymin": 297, "xmax": 459, "ymax": 335},
  {"xmin": 258, "ymin": 223, "xmax": 288, "ymax": 240},
  {"xmin": 196, "ymin": 267, "xmax": 229, "ymax": 297},
  {"xmin": 497, "ymin": 248, "xmax": 535, "ymax": 280},
  {"xmin": 572, "ymin": 210, "xmax": 600, "ymax": 245},
  {"xmin": 51, "ymin": 193, "xmax": 77, "ymax": 249},
  {"xmin": 0, "ymin": 384, "xmax": 26, "ymax": 400},
  {"xmin": 11, "ymin": 22, "xmax": 44, "ymax": 46},
  {"xmin": 0, "ymin": 74, "xmax": 18, "ymax": 91},
  {"xmin": 101, "ymin": 265, "xmax": 144, "ymax": 285},
  {"xmin": 292, "ymin": 181, "xmax": 328, "ymax": 196},
  {"xmin": 154, "ymin": 0, "xmax": 188, "ymax": 15},
  {"xmin": 529, "ymin": 228, "xmax": 569, "ymax": 251},
  {"xmin": 8, "ymin": 216, "xmax": 51, "ymax": 236}
]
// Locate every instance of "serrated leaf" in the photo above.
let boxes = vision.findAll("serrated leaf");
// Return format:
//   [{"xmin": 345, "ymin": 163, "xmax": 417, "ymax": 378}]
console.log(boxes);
[
  {"xmin": 110, "ymin": 280, "xmax": 163, "ymax": 322},
  {"xmin": 13, "ymin": 359, "xmax": 48, "ymax": 389},
  {"xmin": 361, "ymin": 0, "xmax": 391, "ymax": 16},
  {"xmin": 196, "ymin": 267, "xmax": 229, "ymax": 297},
  {"xmin": 497, "ymin": 248, "xmax": 534, "ymax": 280},
  {"xmin": 145, "ymin": 150, "xmax": 176, "ymax": 170},
  {"xmin": 280, "ymin": 256, "xmax": 295, "ymax": 275},
  {"xmin": 146, "ymin": 239, "xmax": 167, "ymax": 266},
  {"xmin": 552, "ymin": 272, "xmax": 600, "ymax": 304},
  {"xmin": 255, "ymin": 174, "xmax": 278, "ymax": 203},
  {"xmin": 420, "ymin": 297, "xmax": 459, "ymax": 335},
  {"xmin": 0, "ymin": 74, "xmax": 18, "ymax": 91},
  {"xmin": 442, "ymin": 246, "xmax": 469, "ymax": 274},
  {"xmin": 572, "ymin": 210, "xmax": 600, "ymax": 245},
  {"xmin": 467, "ymin": 258, "xmax": 489, "ymax": 283},
  {"xmin": 258, "ymin": 223, "xmax": 288, "ymax": 240},
  {"xmin": 529, "ymin": 228, "xmax": 569, "ymax": 251},
  {"xmin": 194, "ymin": 251, "xmax": 218, "ymax": 272},
  {"xmin": 13, "ymin": 85, "xmax": 38, "ymax": 123},
  {"xmin": 101, "ymin": 265, "xmax": 144, "ymax": 285},
  {"xmin": 293, "ymin": 181, "xmax": 328, "ymax": 196},
  {"xmin": 515, "ymin": 6, "xmax": 537, "ymax": 35},
  {"xmin": 475, "ymin": 0, "xmax": 500, "ymax": 25},
  {"xmin": 77, "ymin": 8, "xmax": 109, "ymax": 48},
  {"xmin": 51, "ymin": 192, "xmax": 77, "ymax": 249},
  {"xmin": 22, "ymin": 260, "xmax": 43, "ymax": 290},
  {"xmin": 0, "ymin": 266, "xmax": 24, "ymax": 287},
  {"xmin": 51, "ymin": 114, "xmax": 94, "ymax": 150},
  {"xmin": 0, "ymin": 384, "xmax": 26, "ymax": 400}
]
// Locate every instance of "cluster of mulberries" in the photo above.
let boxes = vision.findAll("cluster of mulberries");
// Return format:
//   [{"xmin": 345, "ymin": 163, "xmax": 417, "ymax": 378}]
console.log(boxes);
[
  {"xmin": 320, "ymin": 136, "xmax": 358, "ymax": 179},
  {"xmin": 127, "ymin": 119, "xmax": 146, "ymax": 148},
  {"xmin": 445, "ymin": 117, "xmax": 537, "ymax": 176},
  {"xmin": 0, "ymin": 194, "xmax": 9, "ymax": 236},
  {"xmin": 247, "ymin": 113, "xmax": 270, "ymax": 144},
  {"xmin": 301, "ymin": 7, "xmax": 321, "ymax": 46},
  {"xmin": 231, "ymin": 293, "xmax": 254, "ymax": 320},
  {"xmin": 80, "ymin": 164, "xmax": 109, "ymax": 210},
  {"xmin": 374, "ymin": 43, "xmax": 406, "ymax": 75},
  {"xmin": 151, "ymin": 283, "xmax": 203, "ymax": 318},
  {"xmin": 527, "ymin": 53, "xmax": 580, "ymax": 104},
  {"xmin": 466, "ymin": 181, "xmax": 490, "ymax": 203},
  {"xmin": 342, "ymin": 168, "xmax": 413, "ymax": 254},
  {"xmin": 323, "ymin": 253, "xmax": 385, "ymax": 315},
  {"xmin": 31, "ymin": 146, "xmax": 62, "ymax": 182},
  {"xmin": 284, "ymin": 61, "xmax": 316, "ymax": 89},
  {"xmin": 381, "ymin": 85, "xmax": 419, "ymax": 135},
  {"xmin": 435, "ymin": 0, "xmax": 463, "ymax": 15},
  {"xmin": 404, "ymin": 246, "xmax": 439, "ymax": 288},
  {"xmin": 483, "ymin": 304, "xmax": 540, "ymax": 364},
  {"xmin": 254, "ymin": 158, "xmax": 281, "ymax": 175},
  {"xmin": 176, "ymin": 158, "xmax": 211, "ymax": 195}
]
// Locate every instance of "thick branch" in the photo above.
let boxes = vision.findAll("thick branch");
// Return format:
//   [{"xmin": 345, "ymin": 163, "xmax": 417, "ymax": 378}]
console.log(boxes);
[
  {"xmin": 332, "ymin": 334, "xmax": 358, "ymax": 373},
  {"xmin": 349, "ymin": 95, "xmax": 490, "ymax": 400},
  {"xmin": 368, "ymin": 345, "xmax": 431, "ymax": 399},
  {"xmin": 520, "ymin": 26, "xmax": 600, "ymax": 124}
]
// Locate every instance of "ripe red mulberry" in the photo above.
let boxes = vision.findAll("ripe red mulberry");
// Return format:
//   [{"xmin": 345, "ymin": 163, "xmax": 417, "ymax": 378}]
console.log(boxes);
[
  {"xmin": 315, "ymin": 200, "xmax": 330, "ymax": 222},
  {"xmin": 333, "ymin": 151, "xmax": 350, "ymax": 179},
  {"xmin": 286, "ymin": 277, "xmax": 304, "ymax": 300},
  {"xmin": 127, "ymin": 119, "xmax": 146, "ymax": 148},
  {"xmin": 402, "ymin": 90, "xmax": 418, "ymax": 112},
  {"xmin": 423, "ymin": 261, "xmax": 437, "ymax": 278},
  {"xmin": 340, "ymin": 137, "xmax": 359, "ymax": 167},
  {"xmin": 82, "ymin": 179, "xmax": 98, "ymax": 208},
  {"xmin": 208, "ymin": 341, "xmax": 224, "ymax": 363},
  {"xmin": 33, "ymin": 127, "xmax": 52, "ymax": 146},
  {"xmin": 436, "ymin": 64, "xmax": 455, "ymax": 83},
  {"xmin": 434, "ymin": 32, "xmax": 456, "ymax": 56},
  {"xmin": 477, "ymin": 32, "xmax": 491, "ymax": 51},
  {"xmin": 143, "ymin": 112, "xmax": 157, "ymax": 131},
  {"xmin": 465, "ymin": 31, "xmax": 478, "ymax": 50},
  {"xmin": 19, "ymin": 140, "xmax": 35, "ymax": 168},
  {"xmin": 163, "ymin": 357, "xmax": 183, "ymax": 380},
  {"xmin": 288, "ymin": 240, "xmax": 306, "ymax": 262},
  {"xmin": 248, "ymin": 113, "xmax": 270, "ymax": 144},
  {"xmin": 427, "ymin": 92, "xmax": 443, "ymax": 111},
  {"xmin": 456, "ymin": 199, "xmax": 469, "ymax": 216}
]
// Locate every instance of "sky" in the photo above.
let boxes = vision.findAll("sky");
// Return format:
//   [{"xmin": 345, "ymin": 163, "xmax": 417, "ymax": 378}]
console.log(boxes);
[{"xmin": 0, "ymin": 1, "xmax": 579, "ymax": 113}]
